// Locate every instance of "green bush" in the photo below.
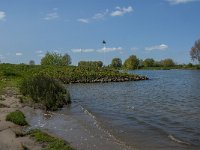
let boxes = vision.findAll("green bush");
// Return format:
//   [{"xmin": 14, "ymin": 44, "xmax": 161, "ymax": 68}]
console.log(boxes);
[
  {"xmin": 6, "ymin": 110, "xmax": 28, "ymax": 126},
  {"xmin": 20, "ymin": 74, "xmax": 71, "ymax": 111}
]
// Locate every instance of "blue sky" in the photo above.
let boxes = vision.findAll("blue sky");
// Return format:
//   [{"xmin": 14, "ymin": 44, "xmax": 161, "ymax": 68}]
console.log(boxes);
[{"xmin": 0, "ymin": 0, "xmax": 200, "ymax": 65}]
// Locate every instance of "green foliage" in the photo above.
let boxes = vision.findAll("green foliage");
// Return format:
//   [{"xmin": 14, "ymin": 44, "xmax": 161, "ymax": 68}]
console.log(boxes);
[
  {"xmin": 41, "ymin": 52, "xmax": 71, "ymax": 66},
  {"xmin": 29, "ymin": 60, "xmax": 35, "ymax": 65},
  {"xmin": 29, "ymin": 129, "xmax": 73, "ymax": 150},
  {"xmin": 29, "ymin": 129, "xmax": 56, "ymax": 142},
  {"xmin": 6, "ymin": 110, "xmax": 28, "ymax": 126},
  {"xmin": 124, "ymin": 55, "xmax": 139, "ymax": 70},
  {"xmin": 160, "ymin": 58, "xmax": 175, "ymax": 67},
  {"xmin": 20, "ymin": 74, "xmax": 71, "ymax": 111},
  {"xmin": 111, "ymin": 58, "xmax": 122, "ymax": 68},
  {"xmin": 44, "ymin": 140, "xmax": 73, "ymax": 150},
  {"xmin": 78, "ymin": 61, "xmax": 103, "ymax": 69},
  {"xmin": 190, "ymin": 39, "xmax": 200, "ymax": 64},
  {"xmin": 143, "ymin": 58, "xmax": 155, "ymax": 67}
]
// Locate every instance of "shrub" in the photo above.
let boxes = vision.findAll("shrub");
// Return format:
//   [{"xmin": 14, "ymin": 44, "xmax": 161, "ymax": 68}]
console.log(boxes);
[
  {"xmin": 6, "ymin": 110, "xmax": 28, "ymax": 126},
  {"xmin": 20, "ymin": 74, "xmax": 71, "ymax": 111}
]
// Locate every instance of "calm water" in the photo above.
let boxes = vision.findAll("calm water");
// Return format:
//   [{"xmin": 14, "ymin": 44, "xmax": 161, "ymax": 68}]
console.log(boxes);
[{"xmin": 67, "ymin": 70, "xmax": 200, "ymax": 150}]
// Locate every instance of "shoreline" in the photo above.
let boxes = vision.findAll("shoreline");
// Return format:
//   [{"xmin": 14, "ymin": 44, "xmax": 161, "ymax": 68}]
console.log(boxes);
[
  {"xmin": 0, "ymin": 88, "xmax": 74, "ymax": 150},
  {"xmin": 22, "ymin": 102, "xmax": 135, "ymax": 150},
  {"xmin": 0, "ymin": 88, "xmax": 136, "ymax": 150},
  {"xmin": 0, "ymin": 88, "xmax": 44, "ymax": 150}
]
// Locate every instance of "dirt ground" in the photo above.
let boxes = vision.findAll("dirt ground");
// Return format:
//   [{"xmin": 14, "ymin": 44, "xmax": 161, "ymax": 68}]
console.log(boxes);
[{"xmin": 0, "ymin": 88, "xmax": 43, "ymax": 150}]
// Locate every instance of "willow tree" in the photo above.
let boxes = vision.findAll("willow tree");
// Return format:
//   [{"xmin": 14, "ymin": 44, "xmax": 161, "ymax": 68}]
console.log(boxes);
[{"xmin": 190, "ymin": 39, "xmax": 200, "ymax": 64}]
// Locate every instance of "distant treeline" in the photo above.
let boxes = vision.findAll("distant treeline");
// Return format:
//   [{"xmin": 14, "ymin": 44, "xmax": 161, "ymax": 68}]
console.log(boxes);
[{"xmin": 1, "ymin": 52, "xmax": 199, "ymax": 70}]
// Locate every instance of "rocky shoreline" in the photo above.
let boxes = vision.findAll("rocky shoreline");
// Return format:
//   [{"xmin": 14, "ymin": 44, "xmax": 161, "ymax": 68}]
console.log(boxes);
[{"xmin": 64, "ymin": 76, "xmax": 149, "ymax": 84}]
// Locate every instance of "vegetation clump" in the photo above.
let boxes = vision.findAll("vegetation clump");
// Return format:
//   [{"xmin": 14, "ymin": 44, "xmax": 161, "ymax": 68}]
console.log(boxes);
[
  {"xmin": 6, "ymin": 110, "xmax": 28, "ymax": 126},
  {"xmin": 20, "ymin": 74, "xmax": 71, "ymax": 111},
  {"xmin": 41, "ymin": 52, "xmax": 71, "ymax": 66},
  {"xmin": 29, "ymin": 129, "xmax": 73, "ymax": 150}
]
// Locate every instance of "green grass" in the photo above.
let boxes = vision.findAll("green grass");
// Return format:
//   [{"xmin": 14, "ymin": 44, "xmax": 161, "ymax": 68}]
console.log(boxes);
[
  {"xmin": 6, "ymin": 110, "xmax": 28, "ymax": 126},
  {"xmin": 29, "ymin": 129, "xmax": 73, "ymax": 150}
]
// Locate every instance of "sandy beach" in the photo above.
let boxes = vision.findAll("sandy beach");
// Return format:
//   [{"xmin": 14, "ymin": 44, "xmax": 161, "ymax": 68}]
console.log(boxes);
[{"xmin": 0, "ymin": 88, "xmax": 43, "ymax": 150}]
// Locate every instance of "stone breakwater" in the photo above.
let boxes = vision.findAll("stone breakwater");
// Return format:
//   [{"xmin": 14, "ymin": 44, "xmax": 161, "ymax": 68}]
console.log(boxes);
[{"xmin": 62, "ymin": 75, "xmax": 149, "ymax": 84}]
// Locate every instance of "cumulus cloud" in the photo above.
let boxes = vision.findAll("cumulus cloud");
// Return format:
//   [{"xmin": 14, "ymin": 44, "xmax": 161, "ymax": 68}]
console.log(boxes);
[
  {"xmin": 16, "ymin": 52, "xmax": 23, "ymax": 56},
  {"xmin": 110, "ymin": 6, "xmax": 133, "ymax": 17},
  {"xmin": 97, "ymin": 47, "xmax": 123, "ymax": 53},
  {"xmin": 167, "ymin": 0, "xmax": 196, "ymax": 5},
  {"xmin": 71, "ymin": 48, "xmax": 95, "ymax": 53},
  {"xmin": 77, "ymin": 9, "xmax": 109, "ymax": 23},
  {"xmin": 0, "ymin": 11, "xmax": 6, "ymax": 21},
  {"xmin": 145, "ymin": 44, "xmax": 168, "ymax": 51}
]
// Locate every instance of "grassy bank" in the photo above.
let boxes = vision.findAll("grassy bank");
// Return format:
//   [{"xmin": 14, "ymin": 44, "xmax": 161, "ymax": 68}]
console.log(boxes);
[
  {"xmin": 0, "ymin": 63, "xmax": 148, "ymax": 86},
  {"xmin": 0, "ymin": 63, "xmax": 148, "ymax": 110}
]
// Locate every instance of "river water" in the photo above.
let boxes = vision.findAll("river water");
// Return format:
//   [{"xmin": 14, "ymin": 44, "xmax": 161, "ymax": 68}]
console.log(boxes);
[{"xmin": 25, "ymin": 70, "xmax": 200, "ymax": 150}]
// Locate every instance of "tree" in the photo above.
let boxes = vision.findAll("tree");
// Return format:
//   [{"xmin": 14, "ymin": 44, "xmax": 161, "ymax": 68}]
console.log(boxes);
[
  {"xmin": 29, "ymin": 60, "xmax": 35, "ymax": 65},
  {"xmin": 111, "ymin": 58, "xmax": 122, "ymax": 68},
  {"xmin": 62, "ymin": 53, "xmax": 71, "ymax": 65},
  {"xmin": 41, "ymin": 52, "xmax": 71, "ymax": 66},
  {"xmin": 190, "ymin": 39, "xmax": 200, "ymax": 64},
  {"xmin": 143, "ymin": 58, "xmax": 155, "ymax": 67},
  {"xmin": 160, "ymin": 58, "xmax": 175, "ymax": 67},
  {"xmin": 124, "ymin": 55, "xmax": 139, "ymax": 70}
]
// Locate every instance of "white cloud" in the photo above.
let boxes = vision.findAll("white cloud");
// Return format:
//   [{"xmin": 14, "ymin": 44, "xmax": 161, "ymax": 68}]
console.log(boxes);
[
  {"xmin": 130, "ymin": 47, "xmax": 138, "ymax": 51},
  {"xmin": 0, "ymin": 11, "xmax": 6, "ymax": 21},
  {"xmin": 145, "ymin": 44, "xmax": 168, "ymax": 51},
  {"xmin": 36, "ymin": 50, "xmax": 43, "ymax": 54},
  {"xmin": 97, "ymin": 47, "xmax": 123, "ymax": 53},
  {"xmin": 44, "ymin": 11, "xmax": 59, "ymax": 20},
  {"xmin": 16, "ymin": 53, "xmax": 23, "ymax": 56},
  {"xmin": 77, "ymin": 18, "xmax": 90, "ymax": 23},
  {"xmin": 53, "ymin": 50, "xmax": 60, "ymax": 53},
  {"xmin": 71, "ymin": 48, "xmax": 95, "ymax": 53},
  {"xmin": 110, "ymin": 6, "xmax": 133, "ymax": 17},
  {"xmin": 167, "ymin": 0, "xmax": 196, "ymax": 5},
  {"xmin": 78, "ymin": 9, "xmax": 109, "ymax": 24},
  {"xmin": 78, "ymin": 6, "xmax": 133, "ymax": 23}
]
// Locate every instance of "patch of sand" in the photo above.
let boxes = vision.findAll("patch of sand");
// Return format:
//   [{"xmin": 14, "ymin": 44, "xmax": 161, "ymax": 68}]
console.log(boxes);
[{"xmin": 0, "ymin": 88, "xmax": 43, "ymax": 150}]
